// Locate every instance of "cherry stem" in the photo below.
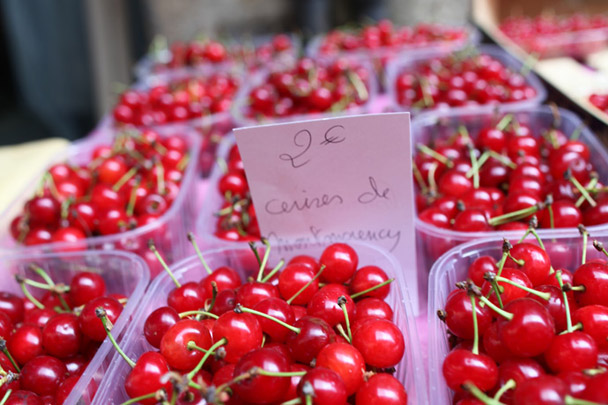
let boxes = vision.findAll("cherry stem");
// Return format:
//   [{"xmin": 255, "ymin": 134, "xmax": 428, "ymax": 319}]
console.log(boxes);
[
  {"xmin": 96, "ymin": 307, "xmax": 136, "ymax": 368},
  {"xmin": 478, "ymin": 295, "xmax": 513, "ymax": 320},
  {"xmin": 507, "ymin": 252, "xmax": 525, "ymax": 267},
  {"xmin": 427, "ymin": 162, "xmax": 438, "ymax": 194},
  {"xmin": 186, "ymin": 337, "xmax": 227, "ymax": 381},
  {"xmin": 412, "ymin": 160, "xmax": 428, "ymax": 193},
  {"xmin": 235, "ymin": 304, "xmax": 300, "ymax": 334},
  {"xmin": 205, "ymin": 281, "xmax": 218, "ymax": 313},
  {"xmin": 0, "ymin": 389, "xmax": 12, "ymax": 405},
  {"xmin": 338, "ymin": 296, "xmax": 353, "ymax": 342},
  {"xmin": 286, "ymin": 265, "xmax": 326, "ymax": 305},
  {"xmin": 179, "ymin": 310, "xmax": 218, "ymax": 320},
  {"xmin": 580, "ymin": 225, "xmax": 589, "ymax": 265},
  {"xmin": 496, "ymin": 114, "xmax": 513, "ymax": 131},
  {"xmin": 0, "ymin": 339, "xmax": 20, "ymax": 373},
  {"xmin": 261, "ymin": 259, "xmax": 285, "ymax": 283},
  {"xmin": 29, "ymin": 264, "xmax": 56, "ymax": 287},
  {"xmin": 468, "ymin": 144, "xmax": 480, "ymax": 189},
  {"xmin": 149, "ymin": 241, "xmax": 181, "ymax": 288},
  {"xmin": 493, "ymin": 379, "xmax": 516, "ymax": 402},
  {"xmin": 126, "ymin": 177, "xmax": 141, "ymax": 217},
  {"xmin": 577, "ymin": 177, "xmax": 599, "ymax": 207},
  {"xmin": 488, "ymin": 150, "xmax": 516, "ymax": 169},
  {"xmin": 350, "ymin": 278, "xmax": 394, "ymax": 299},
  {"xmin": 416, "ymin": 144, "xmax": 453, "ymax": 168},
  {"xmin": 155, "ymin": 161, "xmax": 165, "ymax": 195},
  {"xmin": 187, "ymin": 232, "xmax": 212, "ymax": 275},
  {"xmin": 568, "ymin": 174, "xmax": 596, "ymax": 207},
  {"xmin": 488, "ymin": 276, "xmax": 504, "ymax": 309},
  {"xmin": 60, "ymin": 196, "xmax": 74, "ymax": 220},
  {"xmin": 305, "ymin": 394, "xmax": 313, "ymax": 405},
  {"xmin": 495, "ymin": 275, "xmax": 551, "ymax": 300},
  {"xmin": 253, "ymin": 368, "xmax": 306, "ymax": 378},
  {"xmin": 463, "ymin": 383, "xmax": 504, "ymax": 405},
  {"xmin": 556, "ymin": 271, "xmax": 574, "ymax": 333},
  {"xmin": 346, "ymin": 70, "xmax": 369, "ymax": 102},
  {"xmin": 280, "ymin": 398, "xmax": 302, "ymax": 405},
  {"xmin": 544, "ymin": 128, "xmax": 559, "ymax": 149},
  {"xmin": 593, "ymin": 240, "xmax": 608, "ymax": 259},
  {"xmin": 120, "ymin": 391, "xmax": 161, "ymax": 405},
  {"xmin": 336, "ymin": 324, "xmax": 351, "ymax": 343},
  {"xmin": 559, "ymin": 322, "xmax": 583, "ymax": 335},
  {"xmin": 528, "ymin": 223, "xmax": 546, "ymax": 251},
  {"xmin": 186, "ymin": 341, "xmax": 215, "ymax": 355},
  {"xmin": 565, "ymin": 395, "xmax": 603, "ymax": 405},
  {"xmin": 570, "ymin": 122, "xmax": 584, "ymax": 141},
  {"xmin": 176, "ymin": 154, "xmax": 190, "ymax": 172},
  {"xmin": 418, "ymin": 76, "xmax": 435, "ymax": 107},
  {"xmin": 466, "ymin": 150, "xmax": 489, "ymax": 179},
  {"xmin": 458, "ymin": 125, "xmax": 471, "ymax": 141},
  {"xmin": 23, "ymin": 278, "xmax": 53, "ymax": 290},
  {"xmin": 256, "ymin": 238, "xmax": 271, "ymax": 282},
  {"xmin": 470, "ymin": 295, "xmax": 480, "ymax": 355},
  {"xmin": 112, "ymin": 167, "xmax": 138, "ymax": 192},
  {"xmin": 488, "ymin": 204, "xmax": 541, "ymax": 227},
  {"xmin": 15, "ymin": 275, "xmax": 44, "ymax": 310},
  {"xmin": 248, "ymin": 241, "xmax": 263, "ymax": 269}
]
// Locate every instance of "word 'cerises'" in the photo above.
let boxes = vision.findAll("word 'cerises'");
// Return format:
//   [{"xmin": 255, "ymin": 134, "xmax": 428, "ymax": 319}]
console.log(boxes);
[{"xmin": 278, "ymin": 125, "xmax": 346, "ymax": 168}]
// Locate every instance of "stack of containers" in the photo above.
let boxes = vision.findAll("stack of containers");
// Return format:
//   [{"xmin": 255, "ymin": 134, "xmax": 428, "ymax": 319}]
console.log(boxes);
[
  {"xmin": 93, "ymin": 242, "xmax": 428, "ymax": 404},
  {"xmin": 0, "ymin": 249, "xmax": 149, "ymax": 404},
  {"xmin": 0, "ymin": 126, "xmax": 201, "ymax": 277}
]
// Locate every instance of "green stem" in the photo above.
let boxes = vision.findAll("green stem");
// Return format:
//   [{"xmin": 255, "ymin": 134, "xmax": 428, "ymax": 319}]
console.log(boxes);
[
  {"xmin": 261, "ymin": 259, "xmax": 285, "ymax": 283},
  {"xmin": 187, "ymin": 341, "xmax": 216, "ymax": 355},
  {"xmin": 416, "ymin": 144, "xmax": 452, "ymax": 168},
  {"xmin": 556, "ymin": 271, "xmax": 574, "ymax": 333},
  {"xmin": 257, "ymin": 238, "xmax": 272, "ymax": 282},
  {"xmin": 149, "ymin": 242, "xmax": 181, "ymax": 288},
  {"xmin": 466, "ymin": 150, "xmax": 489, "ymax": 178},
  {"xmin": 187, "ymin": 232, "xmax": 212, "ymax": 275},
  {"xmin": 126, "ymin": 178, "xmax": 141, "ymax": 217},
  {"xmin": 255, "ymin": 368, "xmax": 306, "ymax": 378},
  {"xmin": 186, "ymin": 338, "xmax": 227, "ymax": 380},
  {"xmin": 112, "ymin": 167, "xmax": 138, "ymax": 192},
  {"xmin": 179, "ymin": 310, "xmax": 218, "ymax": 320},
  {"xmin": 0, "ymin": 390, "xmax": 12, "ymax": 405},
  {"xmin": 23, "ymin": 279, "xmax": 52, "ymax": 290},
  {"xmin": 16, "ymin": 276, "xmax": 44, "ymax": 309},
  {"xmin": 489, "ymin": 278, "xmax": 504, "ymax": 309},
  {"xmin": 29, "ymin": 264, "xmax": 55, "ymax": 286},
  {"xmin": 335, "ymin": 324, "xmax": 351, "ymax": 343},
  {"xmin": 286, "ymin": 265, "xmax": 325, "ymax": 305},
  {"xmin": 236, "ymin": 305, "xmax": 300, "ymax": 334},
  {"xmin": 496, "ymin": 114, "xmax": 513, "ymax": 131},
  {"xmin": 565, "ymin": 395, "xmax": 604, "ymax": 405},
  {"xmin": 581, "ymin": 226, "xmax": 589, "ymax": 265},
  {"xmin": 470, "ymin": 295, "xmax": 480, "ymax": 355},
  {"xmin": 463, "ymin": 383, "xmax": 505, "ymax": 405},
  {"xmin": 488, "ymin": 205, "xmax": 540, "ymax": 226},
  {"xmin": 97, "ymin": 308, "xmax": 136, "ymax": 368},
  {"xmin": 280, "ymin": 398, "xmax": 302, "ymax": 405},
  {"xmin": 495, "ymin": 276, "xmax": 551, "ymax": 300},
  {"xmin": 412, "ymin": 160, "xmax": 428, "ymax": 193},
  {"xmin": 346, "ymin": 70, "xmax": 369, "ymax": 102},
  {"xmin": 0, "ymin": 339, "xmax": 20, "ymax": 372},
  {"xmin": 248, "ymin": 241, "xmax": 263, "ymax": 268},
  {"xmin": 339, "ymin": 297, "xmax": 352, "ymax": 342},
  {"xmin": 350, "ymin": 278, "xmax": 394, "ymax": 299},
  {"xmin": 494, "ymin": 379, "xmax": 516, "ymax": 401},
  {"xmin": 427, "ymin": 162, "xmax": 438, "ymax": 194},
  {"xmin": 488, "ymin": 150, "xmax": 516, "ymax": 169},
  {"xmin": 155, "ymin": 162, "xmax": 165, "ymax": 195},
  {"xmin": 469, "ymin": 145, "xmax": 479, "ymax": 189},
  {"xmin": 120, "ymin": 392, "xmax": 159, "ymax": 405},
  {"xmin": 478, "ymin": 295, "xmax": 514, "ymax": 320},
  {"xmin": 569, "ymin": 175, "xmax": 596, "ymax": 207}
]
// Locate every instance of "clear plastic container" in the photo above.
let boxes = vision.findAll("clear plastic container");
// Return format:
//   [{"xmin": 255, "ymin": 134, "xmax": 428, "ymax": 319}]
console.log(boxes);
[
  {"xmin": 94, "ymin": 242, "xmax": 428, "ymax": 404},
  {"xmin": 427, "ymin": 233, "xmax": 604, "ymax": 404},
  {"xmin": 385, "ymin": 45, "xmax": 547, "ymax": 116},
  {"xmin": 0, "ymin": 126, "xmax": 201, "ymax": 277},
  {"xmin": 0, "ymin": 249, "xmax": 150, "ymax": 405},
  {"xmin": 413, "ymin": 105, "xmax": 608, "ymax": 275},
  {"xmin": 230, "ymin": 60, "xmax": 378, "ymax": 128}
]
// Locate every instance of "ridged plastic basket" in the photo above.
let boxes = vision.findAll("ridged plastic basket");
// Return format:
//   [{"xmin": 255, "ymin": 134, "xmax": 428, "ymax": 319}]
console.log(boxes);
[
  {"xmin": 0, "ymin": 126, "xmax": 201, "ymax": 277},
  {"xmin": 412, "ymin": 105, "xmax": 608, "ymax": 275},
  {"xmin": 0, "ymin": 249, "xmax": 150, "ymax": 405},
  {"xmin": 94, "ymin": 242, "xmax": 428, "ymax": 404}
]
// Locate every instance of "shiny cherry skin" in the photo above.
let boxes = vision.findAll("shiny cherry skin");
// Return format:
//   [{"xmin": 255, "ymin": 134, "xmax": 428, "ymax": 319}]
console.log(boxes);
[
  {"xmin": 468, "ymin": 256, "xmax": 497, "ymax": 287},
  {"xmin": 354, "ymin": 298, "xmax": 393, "ymax": 321},
  {"xmin": 580, "ymin": 372, "xmax": 608, "ymax": 403},
  {"xmin": 0, "ymin": 292, "xmax": 25, "ymax": 323},
  {"xmin": 316, "ymin": 342, "xmax": 365, "ymax": 396},
  {"xmin": 307, "ymin": 284, "xmax": 355, "ymax": 327},
  {"xmin": 287, "ymin": 255, "xmax": 320, "ymax": 272},
  {"xmin": 544, "ymin": 331, "xmax": 598, "ymax": 373},
  {"xmin": 286, "ymin": 316, "xmax": 336, "ymax": 364},
  {"xmin": 285, "ymin": 364, "xmax": 309, "ymax": 401},
  {"xmin": 167, "ymin": 282, "xmax": 209, "ymax": 313},
  {"xmin": 0, "ymin": 311, "xmax": 13, "ymax": 337},
  {"xmin": 201, "ymin": 266, "xmax": 242, "ymax": 294},
  {"xmin": 68, "ymin": 272, "xmax": 106, "ymax": 307},
  {"xmin": 252, "ymin": 298, "xmax": 295, "ymax": 343},
  {"xmin": 529, "ymin": 284, "xmax": 574, "ymax": 332},
  {"xmin": 505, "ymin": 242, "xmax": 551, "ymax": 286},
  {"xmin": 573, "ymin": 305, "xmax": 608, "ymax": 349},
  {"xmin": 64, "ymin": 355, "xmax": 87, "ymax": 377},
  {"xmin": 79, "ymin": 296, "xmax": 123, "ymax": 341},
  {"xmin": 453, "ymin": 209, "xmax": 491, "ymax": 232},
  {"xmin": 558, "ymin": 370, "xmax": 589, "ymax": 397},
  {"xmin": 319, "ymin": 243, "xmax": 358, "ymax": 284},
  {"xmin": 419, "ymin": 207, "xmax": 450, "ymax": 228},
  {"xmin": 297, "ymin": 367, "xmax": 347, "ymax": 405},
  {"xmin": 232, "ymin": 348, "xmax": 291, "ymax": 404},
  {"xmin": 498, "ymin": 298, "xmax": 555, "ymax": 357},
  {"xmin": 497, "ymin": 358, "xmax": 544, "ymax": 403},
  {"xmin": 212, "ymin": 311, "xmax": 263, "ymax": 363},
  {"xmin": 481, "ymin": 267, "xmax": 532, "ymax": 306},
  {"xmin": 512, "ymin": 375, "xmax": 567, "ymax": 405},
  {"xmin": 21, "ymin": 355, "xmax": 68, "ymax": 396},
  {"xmin": 125, "ymin": 351, "xmax": 172, "ymax": 405},
  {"xmin": 27, "ymin": 196, "xmax": 60, "ymax": 227},
  {"xmin": 236, "ymin": 282, "xmax": 279, "ymax": 308},
  {"xmin": 442, "ymin": 349, "xmax": 498, "ymax": 393},
  {"xmin": 355, "ymin": 373, "xmax": 408, "ymax": 405},
  {"xmin": 8, "ymin": 324, "xmax": 43, "ymax": 365},
  {"xmin": 482, "ymin": 321, "xmax": 513, "ymax": 363},
  {"xmin": 160, "ymin": 319, "xmax": 212, "ymax": 370},
  {"xmin": 211, "ymin": 289, "xmax": 237, "ymax": 316},
  {"xmin": 444, "ymin": 290, "xmax": 492, "ymax": 339},
  {"xmin": 55, "ymin": 374, "xmax": 79, "ymax": 404},
  {"xmin": 144, "ymin": 306, "xmax": 180, "ymax": 348},
  {"xmin": 572, "ymin": 262, "xmax": 608, "ymax": 307},
  {"xmin": 42, "ymin": 313, "xmax": 82, "ymax": 358},
  {"xmin": 349, "ymin": 266, "xmax": 390, "ymax": 299},
  {"xmin": 352, "ymin": 318, "xmax": 404, "ymax": 368},
  {"xmin": 278, "ymin": 264, "xmax": 319, "ymax": 305},
  {"xmin": 539, "ymin": 200, "xmax": 582, "ymax": 228},
  {"xmin": 4, "ymin": 391, "xmax": 43, "ymax": 405}
]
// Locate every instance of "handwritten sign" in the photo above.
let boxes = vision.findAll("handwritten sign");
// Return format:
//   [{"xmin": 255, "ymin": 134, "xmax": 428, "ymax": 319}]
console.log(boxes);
[{"xmin": 234, "ymin": 113, "xmax": 419, "ymax": 311}]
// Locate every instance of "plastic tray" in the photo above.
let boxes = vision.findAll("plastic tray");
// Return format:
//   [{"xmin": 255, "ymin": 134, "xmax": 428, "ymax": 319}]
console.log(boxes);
[
  {"xmin": 230, "ymin": 60, "xmax": 378, "ymax": 128},
  {"xmin": 0, "ymin": 249, "xmax": 150, "ymax": 405},
  {"xmin": 94, "ymin": 242, "xmax": 428, "ymax": 404},
  {"xmin": 306, "ymin": 24, "xmax": 480, "ymax": 62},
  {"xmin": 385, "ymin": 45, "xmax": 547, "ymax": 116},
  {"xmin": 427, "ymin": 233, "xmax": 606, "ymax": 404},
  {"xmin": 412, "ymin": 105, "xmax": 608, "ymax": 274},
  {"xmin": 0, "ymin": 126, "xmax": 201, "ymax": 277}
]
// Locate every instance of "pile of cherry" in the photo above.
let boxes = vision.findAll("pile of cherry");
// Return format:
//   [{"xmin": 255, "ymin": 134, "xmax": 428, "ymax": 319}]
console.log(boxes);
[
  {"xmin": 112, "ymin": 72, "xmax": 240, "ymax": 127},
  {"xmin": 10, "ymin": 129, "xmax": 189, "ymax": 246},
  {"xmin": 148, "ymin": 34, "xmax": 295, "ymax": 73},
  {"xmin": 499, "ymin": 14, "xmax": 608, "ymax": 57},
  {"xmin": 213, "ymin": 143, "xmax": 260, "ymax": 242},
  {"xmin": 244, "ymin": 58, "xmax": 372, "ymax": 120},
  {"xmin": 113, "ymin": 240, "xmax": 407, "ymax": 404},
  {"xmin": 439, "ymin": 231, "xmax": 608, "ymax": 404},
  {"xmin": 0, "ymin": 266, "xmax": 124, "ymax": 404},
  {"xmin": 415, "ymin": 112, "xmax": 608, "ymax": 232},
  {"xmin": 316, "ymin": 20, "xmax": 468, "ymax": 55},
  {"xmin": 393, "ymin": 51, "xmax": 538, "ymax": 109}
]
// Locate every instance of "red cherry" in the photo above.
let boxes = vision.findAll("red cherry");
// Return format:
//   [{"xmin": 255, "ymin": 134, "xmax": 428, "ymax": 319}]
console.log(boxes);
[
  {"xmin": 580, "ymin": 372, "xmax": 608, "ymax": 403},
  {"xmin": 212, "ymin": 311, "xmax": 263, "ymax": 363},
  {"xmin": 201, "ymin": 266, "xmax": 242, "ymax": 294},
  {"xmin": 544, "ymin": 331, "xmax": 598, "ymax": 373},
  {"xmin": 438, "ymin": 170, "xmax": 473, "ymax": 198},
  {"xmin": 286, "ymin": 316, "xmax": 336, "ymax": 364},
  {"xmin": 42, "ymin": 313, "xmax": 82, "ymax": 358},
  {"xmin": 319, "ymin": 243, "xmax": 358, "ymax": 284},
  {"xmin": 352, "ymin": 318, "xmax": 404, "ymax": 368},
  {"xmin": 316, "ymin": 342, "xmax": 365, "ymax": 395},
  {"xmin": 4, "ymin": 391, "xmax": 43, "ymax": 405},
  {"xmin": 442, "ymin": 349, "xmax": 498, "ymax": 393},
  {"xmin": 573, "ymin": 305, "xmax": 608, "ymax": 349},
  {"xmin": 349, "ymin": 266, "xmax": 390, "ymax": 299},
  {"xmin": 444, "ymin": 291, "xmax": 492, "ymax": 339},
  {"xmin": 468, "ymin": 256, "xmax": 497, "ymax": 287},
  {"xmin": 0, "ymin": 292, "xmax": 24, "ymax": 323},
  {"xmin": 498, "ymin": 298, "xmax": 555, "ymax": 357},
  {"xmin": 252, "ymin": 298, "xmax": 295, "ymax": 343},
  {"xmin": 573, "ymin": 262, "xmax": 608, "ymax": 306},
  {"xmin": 160, "ymin": 319, "xmax": 212, "ymax": 371},
  {"xmin": 512, "ymin": 375, "xmax": 567, "ymax": 405},
  {"xmin": 354, "ymin": 298, "xmax": 393, "ymax": 321},
  {"xmin": 505, "ymin": 242, "xmax": 551, "ymax": 286},
  {"xmin": 55, "ymin": 374, "xmax": 79, "ymax": 404},
  {"xmin": 529, "ymin": 284, "xmax": 574, "ymax": 332},
  {"xmin": 481, "ymin": 268, "xmax": 532, "ymax": 305},
  {"xmin": 307, "ymin": 284, "xmax": 355, "ymax": 328},
  {"xmin": 21, "ymin": 355, "xmax": 68, "ymax": 396},
  {"xmin": 236, "ymin": 282, "xmax": 279, "ymax": 308},
  {"xmin": 355, "ymin": 373, "xmax": 407, "ymax": 405},
  {"xmin": 79, "ymin": 296, "xmax": 123, "ymax": 341},
  {"xmin": 125, "ymin": 352, "xmax": 172, "ymax": 405},
  {"xmin": 144, "ymin": 306, "xmax": 180, "ymax": 348},
  {"xmin": 278, "ymin": 264, "xmax": 319, "ymax": 305},
  {"xmin": 97, "ymin": 157, "xmax": 128, "ymax": 185},
  {"xmin": 232, "ymin": 347, "xmax": 291, "ymax": 404},
  {"xmin": 297, "ymin": 367, "xmax": 347, "ymax": 405},
  {"xmin": 498, "ymin": 358, "xmax": 544, "ymax": 403},
  {"xmin": 27, "ymin": 196, "xmax": 60, "ymax": 227},
  {"xmin": 68, "ymin": 272, "xmax": 106, "ymax": 307},
  {"xmin": 167, "ymin": 282, "xmax": 209, "ymax": 313},
  {"xmin": 8, "ymin": 324, "xmax": 43, "ymax": 365}
]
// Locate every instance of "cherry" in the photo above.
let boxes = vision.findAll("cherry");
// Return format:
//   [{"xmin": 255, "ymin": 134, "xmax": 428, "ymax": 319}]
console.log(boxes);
[
  {"xmin": 443, "ymin": 290, "xmax": 492, "ymax": 339},
  {"xmin": 160, "ymin": 319, "xmax": 212, "ymax": 371},
  {"xmin": 468, "ymin": 256, "xmax": 497, "ymax": 287},
  {"xmin": 98, "ymin": 157, "xmax": 128, "ymax": 185},
  {"xmin": 307, "ymin": 284, "xmax": 355, "ymax": 327},
  {"xmin": 232, "ymin": 347, "xmax": 291, "ymax": 404},
  {"xmin": 316, "ymin": 342, "xmax": 365, "ymax": 395},
  {"xmin": 79, "ymin": 296, "xmax": 123, "ymax": 341},
  {"xmin": 558, "ymin": 370, "xmax": 589, "ymax": 397},
  {"xmin": 529, "ymin": 284, "xmax": 573, "ymax": 332},
  {"xmin": 287, "ymin": 255, "xmax": 320, "ymax": 272},
  {"xmin": 124, "ymin": 352, "xmax": 172, "ymax": 405},
  {"xmin": 539, "ymin": 200, "xmax": 582, "ymax": 228},
  {"xmin": 0, "ymin": 311, "xmax": 13, "ymax": 337},
  {"xmin": 481, "ymin": 267, "xmax": 532, "ymax": 305},
  {"xmin": 55, "ymin": 375, "xmax": 79, "ymax": 404},
  {"xmin": 4, "ymin": 391, "xmax": 43, "ymax": 405},
  {"xmin": 236, "ymin": 282, "xmax": 279, "ymax": 308},
  {"xmin": 498, "ymin": 358, "xmax": 544, "ymax": 403},
  {"xmin": 0, "ymin": 292, "xmax": 24, "ymax": 323},
  {"xmin": 573, "ymin": 305, "xmax": 608, "ymax": 349},
  {"xmin": 167, "ymin": 282, "xmax": 208, "ymax": 313},
  {"xmin": 580, "ymin": 371, "xmax": 608, "ymax": 403},
  {"xmin": 252, "ymin": 298, "xmax": 295, "ymax": 343},
  {"xmin": 512, "ymin": 375, "xmax": 567, "ymax": 405},
  {"xmin": 505, "ymin": 243, "xmax": 551, "ymax": 286},
  {"xmin": 418, "ymin": 207, "xmax": 450, "ymax": 228},
  {"xmin": 297, "ymin": 367, "xmax": 347, "ymax": 405},
  {"xmin": 211, "ymin": 289, "xmax": 237, "ymax": 316},
  {"xmin": 21, "ymin": 355, "xmax": 68, "ymax": 396},
  {"xmin": 572, "ymin": 262, "xmax": 608, "ymax": 307},
  {"xmin": 286, "ymin": 316, "xmax": 335, "ymax": 364},
  {"xmin": 42, "ymin": 313, "xmax": 81, "ymax": 358},
  {"xmin": 355, "ymin": 373, "xmax": 408, "ymax": 405},
  {"xmin": 64, "ymin": 355, "xmax": 87, "ymax": 376},
  {"xmin": 278, "ymin": 264, "xmax": 320, "ymax": 305},
  {"xmin": 143, "ymin": 306, "xmax": 180, "ymax": 348},
  {"xmin": 442, "ymin": 349, "xmax": 498, "ymax": 393},
  {"xmin": 201, "ymin": 266, "xmax": 242, "ymax": 294},
  {"xmin": 8, "ymin": 324, "xmax": 43, "ymax": 365},
  {"xmin": 352, "ymin": 318, "xmax": 404, "ymax": 368},
  {"xmin": 212, "ymin": 311, "xmax": 263, "ymax": 363},
  {"xmin": 319, "ymin": 243, "xmax": 358, "ymax": 284},
  {"xmin": 354, "ymin": 297, "xmax": 393, "ymax": 321},
  {"xmin": 27, "ymin": 196, "xmax": 60, "ymax": 227},
  {"xmin": 68, "ymin": 272, "xmax": 106, "ymax": 307},
  {"xmin": 285, "ymin": 364, "xmax": 309, "ymax": 401},
  {"xmin": 544, "ymin": 331, "xmax": 598, "ymax": 373},
  {"xmin": 349, "ymin": 266, "xmax": 390, "ymax": 299},
  {"xmin": 438, "ymin": 170, "xmax": 473, "ymax": 198}
]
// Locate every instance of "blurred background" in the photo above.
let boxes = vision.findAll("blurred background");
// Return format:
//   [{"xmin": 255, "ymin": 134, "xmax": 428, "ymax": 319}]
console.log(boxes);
[{"xmin": 0, "ymin": 0, "xmax": 469, "ymax": 146}]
